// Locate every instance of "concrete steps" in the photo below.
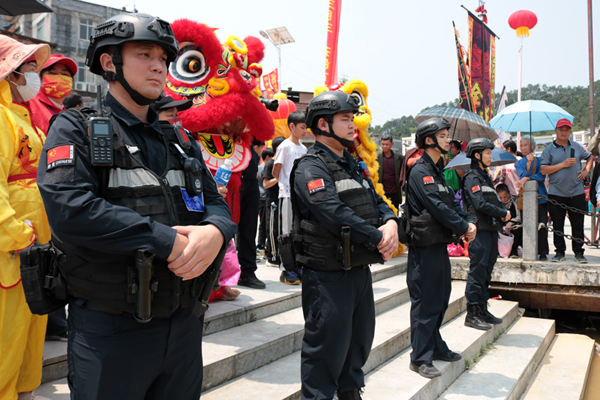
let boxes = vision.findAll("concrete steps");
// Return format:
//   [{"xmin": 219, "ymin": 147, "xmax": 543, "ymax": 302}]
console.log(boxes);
[
  {"xmin": 438, "ymin": 316, "xmax": 556, "ymax": 400},
  {"xmin": 201, "ymin": 273, "xmax": 408, "ymax": 391},
  {"xmin": 520, "ymin": 334, "xmax": 596, "ymax": 400},
  {"xmin": 200, "ymin": 279, "xmax": 469, "ymax": 400},
  {"xmin": 38, "ymin": 254, "xmax": 588, "ymax": 400},
  {"xmin": 363, "ymin": 299, "xmax": 519, "ymax": 400}
]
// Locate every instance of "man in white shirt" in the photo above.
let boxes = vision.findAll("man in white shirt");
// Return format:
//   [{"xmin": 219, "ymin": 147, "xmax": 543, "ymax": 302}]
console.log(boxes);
[{"xmin": 272, "ymin": 111, "xmax": 307, "ymax": 284}]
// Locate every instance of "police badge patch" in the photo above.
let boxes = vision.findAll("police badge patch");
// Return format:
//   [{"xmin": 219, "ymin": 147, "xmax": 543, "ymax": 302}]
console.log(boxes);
[{"xmin": 471, "ymin": 185, "xmax": 481, "ymax": 193}]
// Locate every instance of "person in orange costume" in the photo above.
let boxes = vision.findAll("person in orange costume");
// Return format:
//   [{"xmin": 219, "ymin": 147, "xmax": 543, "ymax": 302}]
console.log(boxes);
[
  {"xmin": 29, "ymin": 54, "xmax": 77, "ymax": 135},
  {"xmin": 0, "ymin": 35, "xmax": 52, "ymax": 400}
]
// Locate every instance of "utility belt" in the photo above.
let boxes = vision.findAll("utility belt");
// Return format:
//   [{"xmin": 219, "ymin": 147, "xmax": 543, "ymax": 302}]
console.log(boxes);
[
  {"xmin": 279, "ymin": 219, "xmax": 384, "ymax": 272},
  {"xmin": 19, "ymin": 241, "xmax": 227, "ymax": 321}
]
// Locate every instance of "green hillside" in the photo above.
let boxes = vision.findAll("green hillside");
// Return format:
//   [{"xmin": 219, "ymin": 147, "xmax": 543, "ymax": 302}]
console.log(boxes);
[{"xmin": 370, "ymin": 81, "xmax": 600, "ymax": 139}]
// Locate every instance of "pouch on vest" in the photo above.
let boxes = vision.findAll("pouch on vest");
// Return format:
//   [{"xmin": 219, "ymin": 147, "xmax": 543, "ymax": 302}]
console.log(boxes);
[
  {"xmin": 19, "ymin": 242, "xmax": 69, "ymax": 315},
  {"xmin": 278, "ymin": 234, "xmax": 299, "ymax": 272},
  {"xmin": 397, "ymin": 211, "xmax": 411, "ymax": 245}
]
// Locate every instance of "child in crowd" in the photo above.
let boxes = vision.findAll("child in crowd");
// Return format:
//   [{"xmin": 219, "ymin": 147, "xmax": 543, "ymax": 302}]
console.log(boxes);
[{"xmin": 496, "ymin": 183, "xmax": 522, "ymax": 258}]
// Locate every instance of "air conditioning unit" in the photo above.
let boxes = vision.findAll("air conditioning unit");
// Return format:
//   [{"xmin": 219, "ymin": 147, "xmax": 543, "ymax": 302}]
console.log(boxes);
[
  {"xmin": 88, "ymin": 84, "xmax": 98, "ymax": 93},
  {"xmin": 74, "ymin": 82, "xmax": 86, "ymax": 91}
]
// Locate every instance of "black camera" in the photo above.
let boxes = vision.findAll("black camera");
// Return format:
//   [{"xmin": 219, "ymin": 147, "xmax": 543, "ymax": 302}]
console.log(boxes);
[
  {"xmin": 184, "ymin": 157, "xmax": 203, "ymax": 196},
  {"xmin": 260, "ymin": 97, "xmax": 279, "ymax": 112}
]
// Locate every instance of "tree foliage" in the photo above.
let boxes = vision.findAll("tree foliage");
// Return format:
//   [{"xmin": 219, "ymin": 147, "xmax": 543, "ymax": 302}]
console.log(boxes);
[{"xmin": 369, "ymin": 81, "xmax": 600, "ymax": 138}]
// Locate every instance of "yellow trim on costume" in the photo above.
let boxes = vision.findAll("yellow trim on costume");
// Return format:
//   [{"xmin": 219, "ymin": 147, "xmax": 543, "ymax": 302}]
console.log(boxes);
[
  {"xmin": 207, "ymin": 77, "xmax": 230, "ymax": 97},
  {"xmin": 226, "ymin": 36, "xmax": 248, "ymax": 54}
]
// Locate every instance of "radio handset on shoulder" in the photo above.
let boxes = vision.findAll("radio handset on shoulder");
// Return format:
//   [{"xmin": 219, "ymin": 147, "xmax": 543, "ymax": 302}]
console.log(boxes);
[{"xmin": 88, "ymin": 84, "xmax": 113, "ymax": 166}]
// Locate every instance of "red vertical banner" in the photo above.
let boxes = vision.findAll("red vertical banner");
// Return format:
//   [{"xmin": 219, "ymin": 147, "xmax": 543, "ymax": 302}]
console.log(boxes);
[
  {"xmin": 467, "ymin": 11, "xmax": 496, "ymax": 122},
  {"xmin": 268, "ymin": 68, "xmax": 280, "ymax": 94},
  {"xmin": 262, "ymin": 69, "xmax": 279, "ymax": 98},
  {"xmin": 325, "ymin": 0, "xmax": 342, "ymax": 87},
  {"xmin": 262, "ymin": 75, "xmax": 275, "ymax": 99}
]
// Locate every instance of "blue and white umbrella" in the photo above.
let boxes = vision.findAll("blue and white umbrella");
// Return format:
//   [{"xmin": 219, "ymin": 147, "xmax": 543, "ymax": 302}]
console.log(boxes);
[
  {"xmin": 445, "ymin": 148, "xmax": 517, "ymax": 171},
  {"xmin": 414, "ymin": 106, "xmax": 498, "ymax": 142},
  {"xmin": 489, "ymin": 100, "xmax": 574, "ymax": 133}
]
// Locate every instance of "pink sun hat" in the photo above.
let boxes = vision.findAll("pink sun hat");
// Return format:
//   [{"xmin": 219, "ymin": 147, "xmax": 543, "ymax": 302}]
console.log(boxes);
[{"xmin": 0, "ymin": 34, "xmax": 50, "ymax": 81}]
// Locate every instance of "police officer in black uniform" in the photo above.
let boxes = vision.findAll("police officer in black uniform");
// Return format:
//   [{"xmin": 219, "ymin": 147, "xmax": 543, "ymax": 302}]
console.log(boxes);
[
  {"xmin": 37, "ymin": 14, "xmax": 236, "ymax": 399},
  {"xmin": 405, "ymin": 118, "xmax": 477, "ymax": 379},
  {"xmin": 292, "ymin": 91, "xmax": 398, "ymax": 400},
  {"xmin": 462, "ymin": 138, "xmax": 511, "ymax": 331}
]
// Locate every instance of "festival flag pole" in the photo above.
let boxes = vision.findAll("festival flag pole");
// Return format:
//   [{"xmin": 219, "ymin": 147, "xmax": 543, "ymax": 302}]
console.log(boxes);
[{"xmin": 509, "ymin": 10, "xmax": 537, "ymax": 148}]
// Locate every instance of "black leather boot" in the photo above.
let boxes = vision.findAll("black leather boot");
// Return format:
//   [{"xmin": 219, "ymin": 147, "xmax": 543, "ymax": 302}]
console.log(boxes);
[
  {"xmin": 337, "ymin": 388, "xmax": 362, "ymax": 400},
  {"xmin": 465, "ymin": 304, "xmax": 492, "ymax": 330},
  {"xmin": 480, "ymin": 302, "xmax": 502, "ymax": 324}
]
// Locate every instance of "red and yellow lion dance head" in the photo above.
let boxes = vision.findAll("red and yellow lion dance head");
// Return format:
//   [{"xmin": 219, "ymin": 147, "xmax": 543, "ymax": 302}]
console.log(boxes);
[{"xmin": 164, "ymin": 19, "xmax": 274, "ymax": 222}]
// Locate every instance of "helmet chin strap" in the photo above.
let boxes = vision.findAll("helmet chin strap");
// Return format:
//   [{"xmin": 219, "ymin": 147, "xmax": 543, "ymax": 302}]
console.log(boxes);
[
  {"xmin": 476, "ymin": 151, "xmax": 491, "ymax": 168},
  {"xmin": 426, "ymin": 138, "xmax": 448, "ymax": 155},
  {"xmin": 104, "ymin": 46, "xmax": 160, "ymax": 106},
  {"xmin": 316, "ymin": 123, "xmax": 354, "ymax": 148}
]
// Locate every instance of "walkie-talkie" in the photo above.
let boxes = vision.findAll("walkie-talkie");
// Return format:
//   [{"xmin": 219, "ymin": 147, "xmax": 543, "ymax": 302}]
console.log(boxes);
[{"xmin": 88, "ymin": 84, "xmax": 113, "ymax": 166}]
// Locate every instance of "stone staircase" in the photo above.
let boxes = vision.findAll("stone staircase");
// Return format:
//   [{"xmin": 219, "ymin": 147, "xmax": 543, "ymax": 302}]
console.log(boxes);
[{"xmin": 36, "ymin": 255, "xmax": 596, "ymax": 400}]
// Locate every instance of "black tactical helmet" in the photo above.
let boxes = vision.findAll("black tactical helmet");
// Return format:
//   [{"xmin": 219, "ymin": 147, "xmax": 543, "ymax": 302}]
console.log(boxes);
[
  {"xmin": 415, "ymin": 117, "xmax": 451, "ymax": 149},
  {"xmin": 466, "ymin": 137, "xmax": 495, "ymax": 158},
  {"xmin": 305, "ymin": 91, "xmax": 360, "ymax": 130},
  {"xmin": 86, "ymin": 13, "xmax": 178, "ymax": 76}
]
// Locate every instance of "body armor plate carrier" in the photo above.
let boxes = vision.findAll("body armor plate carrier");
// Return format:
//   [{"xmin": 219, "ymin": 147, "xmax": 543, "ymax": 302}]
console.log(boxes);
[
  {"xmin": 462, "ymin": 168, "xmax": 503, "ymax": 232},
  {"xmin": 53, "ymin": 109, "xmax": 207, "ymax": 318},
  {"xmin": 290, "ymin": 149, "xmax": 384, "ymax": 271},
  {"xmin": 406, "ymin": 159, "xmax": 459, "ymax": 247}
]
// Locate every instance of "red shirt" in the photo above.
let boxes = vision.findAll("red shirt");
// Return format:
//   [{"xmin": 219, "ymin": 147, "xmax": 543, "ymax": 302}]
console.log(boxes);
[{"xmin": 28, "ymin": 91, "xmax": 64, "ymax": 136}]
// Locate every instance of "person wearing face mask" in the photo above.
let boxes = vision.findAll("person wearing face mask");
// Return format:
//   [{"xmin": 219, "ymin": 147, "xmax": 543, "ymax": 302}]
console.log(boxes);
[
  {"xmin": 0, "ymin": 35, "xmax": 52, "ymax": 400},
  {"xmin": 292, "ymin": 91, "xmax": 399, "ymax": 400},
  {"xmin": 462, "ymin": 138, "xmax": 511, "ymax": 331},
  {"xmin": 29, "ymin": 54, "xmax": 77, "ymax": 136}
]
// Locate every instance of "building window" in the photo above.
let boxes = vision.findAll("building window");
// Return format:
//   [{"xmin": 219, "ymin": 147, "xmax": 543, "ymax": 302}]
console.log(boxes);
[
  {"xmin": 77, "ymin": 61, "xmax": 96, "ymax": 85},
  {"xmin": 79, "ymin": 19, "xmax": 95, "ymax": 41},
  {"xmin": 36, "ymin": 18, "xmax": 45, "ymax": 40}
]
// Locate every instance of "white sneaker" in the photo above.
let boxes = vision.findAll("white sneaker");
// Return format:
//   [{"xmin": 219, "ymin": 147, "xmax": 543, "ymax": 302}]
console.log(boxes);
[{"xmin": 265, "ymin": 260, "xmax": 280, "ymax": 268}]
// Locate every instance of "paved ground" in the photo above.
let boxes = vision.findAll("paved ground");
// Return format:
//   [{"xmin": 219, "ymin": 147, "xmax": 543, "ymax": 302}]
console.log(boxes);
[{"xmin": 511, "ymin": 211, "xmax": 600, "ymax": 264}]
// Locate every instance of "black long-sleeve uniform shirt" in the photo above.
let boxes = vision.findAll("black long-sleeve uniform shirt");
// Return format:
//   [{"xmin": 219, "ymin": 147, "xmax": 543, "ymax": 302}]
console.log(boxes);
[
  {"xmin": 293, "ymin": 142, "xmax": 397, "ymax": 252},
  {"xmin": 406, "ymin": 152, "xmax": 473, "ymax": 237},
  {"xmin": 37, "ymin": 92, "xmax": 236, "ymax": 260}
]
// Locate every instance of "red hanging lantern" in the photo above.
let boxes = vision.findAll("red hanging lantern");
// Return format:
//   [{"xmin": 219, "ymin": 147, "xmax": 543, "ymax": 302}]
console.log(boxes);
[
  {"xmin": 508, "ymin": 10, "xmax": 538, "ymax": 38},
  {"xmin": 270, "ymin": 95, "xmax": 296, "ymax": 121}
]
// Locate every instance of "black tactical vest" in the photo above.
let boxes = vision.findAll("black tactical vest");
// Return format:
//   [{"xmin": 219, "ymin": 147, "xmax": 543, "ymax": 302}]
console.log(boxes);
[
  {"xmin": 407, "ymin": 159, "xmax": 459, "ymax": 246},
  {"xmin": 292, "ymin": 149, "xmax": 384, "ymax": 270},
  {"xmin": 463, "ymin": 168, "xmax": 503, "ymax": 231},
  {"xmin": 54, "ymin": 112, "xmax": 205, "ymax": 318}
]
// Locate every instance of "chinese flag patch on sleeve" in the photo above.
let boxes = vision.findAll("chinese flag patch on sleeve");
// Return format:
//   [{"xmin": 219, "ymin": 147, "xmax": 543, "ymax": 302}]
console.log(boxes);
[
  {"xmin": 47, "ymin": 145, "xmax": 75, "ymax": 170},
  {"xmin": 307, "ymin": 178, "xmax": 325, "ymax": 194},
  {"xmin": 471, "ymin": 185, "xmax": 481, "ymax": 193},
  {"xmin": 422, "ymin": 176, "xmax": 434, "ymax": 185}
]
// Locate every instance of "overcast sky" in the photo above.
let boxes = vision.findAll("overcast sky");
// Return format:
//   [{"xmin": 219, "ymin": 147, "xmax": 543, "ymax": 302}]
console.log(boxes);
[{"xmin": 88, "ymin": 0, "xmax": 600, "ymax": 127}]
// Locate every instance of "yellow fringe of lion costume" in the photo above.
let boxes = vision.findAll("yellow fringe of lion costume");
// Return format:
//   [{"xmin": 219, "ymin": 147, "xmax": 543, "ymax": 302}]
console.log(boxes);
[{"xmin": 314, "ymin": 79, "xmax": 405, "ymax": 256}]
